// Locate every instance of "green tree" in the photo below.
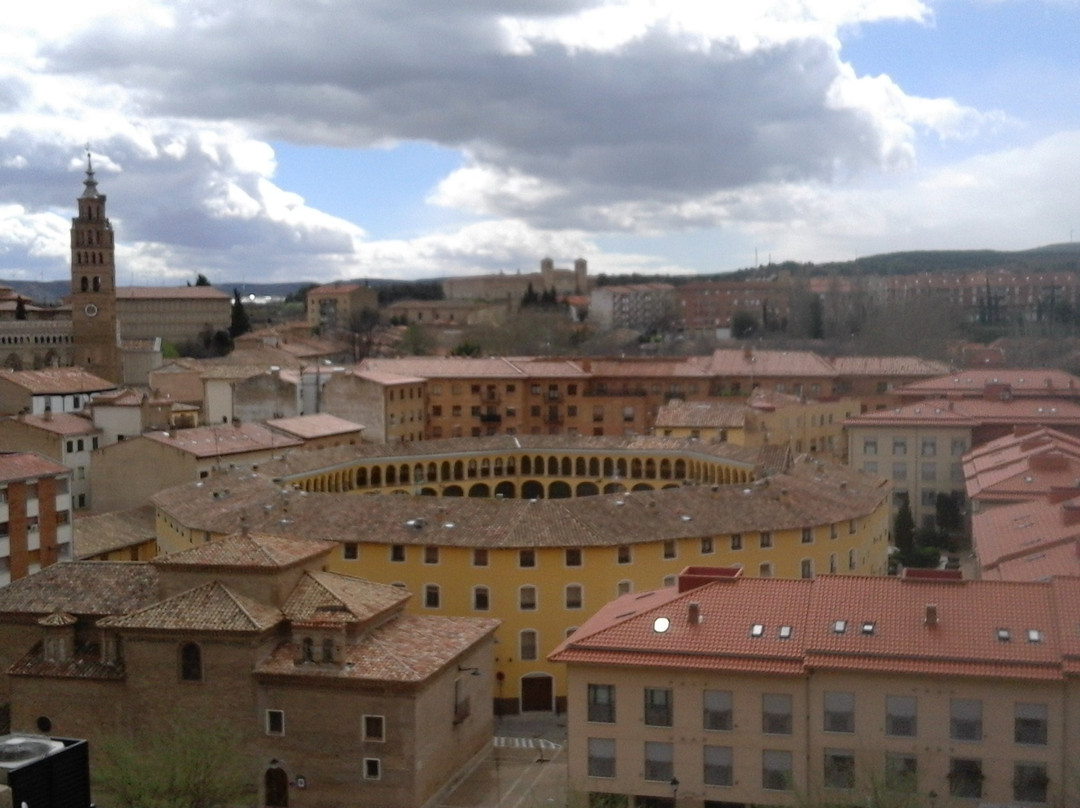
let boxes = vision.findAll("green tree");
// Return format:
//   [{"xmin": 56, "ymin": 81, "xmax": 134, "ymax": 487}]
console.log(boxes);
[
  {"xmin": 400, "ymin": 323, "xmax": 433, "ymax": 355},
  {"xmin": 229, "ymin": 288, "xmax": 252, "ymax": 338},
  {"xmin": 730, "ymin": 309, "xmax": 759, "ymax": 338},
  {"xmin": 894, "ymin": 495, "xmax": 915, "ymax": 560},
  {"xmin": 194, "ymin": 273, "xmax": 211, "ymax": 286},
  {"xmin": 14, "ymin": 297, "xmax": 26, "ymax": 320},
  {"xmin": 808, "ymin": 294, "xmax": 824, "ymax": 339},
  {"xmin": 521, "ymin": 282, "xmax": 540, "ymax": 308},
  {"xmin": 935, "ymin": 491, "xmax": 964, "ymax": 533},
  {"xmin": 451, "ymin": 340, "xmax": 483, "ymax": 357},
  {"xmin": 94, "ymin": 716, "xmax": 255, "ymax": 808}
]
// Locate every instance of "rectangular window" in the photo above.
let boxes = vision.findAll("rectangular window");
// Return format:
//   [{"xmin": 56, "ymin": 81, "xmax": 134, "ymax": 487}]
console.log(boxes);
[
  {"xmin": 701, "ymin": 536, "xmax": 714, "ymax": 554},
  {"xmin": 801, "ymin": 527, "xmax": 813, "ymax": 544},
  {"xmin": 644, "ymin": 688, "xmax": 673, "ymax": 727},
  {"xmin": 566, "ymin": 548, "xmax": 582, "ymax": 567},
  {"xmin": 566, "ymin": 584, "xmax": 583, "ymax": 609},
  {"xmin": 587, "ymin": 738, "xmax": 615, "ymax": 778},
  {"xmin": 824, "ymin": 692, "xmax": 854, "ymax": 733},
  {"xmin": 885, "ymin": 695, "xmax": 917, "ymax": 737},
  {"xmin": 363, "ymin": 715, "xmax": 385, "ymax": 741},
  {"xmin": 1015, "ymin": 702, "xmax": 1048, "ymax": 745},
  {"xmin": 1014, "ymin": 762, "xmax": 1048, "ymax": 803},
  {"xmin": 762, "ymin": 749, "xmax": 793, "ymax": 791},
  {"xmin": 703, "ymin": 690, "xmax": 732, "ymax": 731},
  {"xmin": 363, "ymin": 758, "xmax": 381, "ymax": 780},
  {"xmin": 473, "ymin": 586, "xmax": 489, "ymax": 610},
  {"xmin": 885, "ymin": 753, "xmax": 917, "ymax": 791},
  {"xmin": 892, "ymin": 438, "xmax": 907, "ymax": 455},
  {"xmin": 863, "ymin": 439, "xmax": 878, "ymax": 455},
  {"xmin": 921, "ymin": 438, "xmax": 937, "ymax": 457},
  {"xmin": 950, "ymin": 699, "xmax": 982, "ymax": 741},
  {"xmin": 731, "ymin": 533, "xmax": 742, "ymax": 550},
  {"xmin": 662, "ymin": 539, "xmax": 676, "ymax": 559},
  {"xmin": 951, "ymin": 437, "xmax": 967, "ymax": 456},
  {"xmin": 948, "ymin": 758, "xmax": 983, "ymax": 799},
  {"xmin": 519, "ymin": 586, "xmax": 537, "ymax": 610},
  {"xmin": 588, "ymin": 684, "xmax": 616, "ymax": 723},
  {"xmin": 760, "ymin": 531, "xmax": 772, "ymax": 548},
  {"xmin": 266, "ymin": 709, "xmax": 284, "ymax": 735},
  {"xmin": 424, "ymin": 546, "xmax": 439, "ymax": 564},
  {"xmin": 892, "ymin": 462, "xmax": 907, "ymax": 480},
  {"xmin": 823, "ymin": 749, "xmax": 855, "ymax": 790},
  {"xmin": 617, "ymin": 545, "xmax": 631, "ymax": 564},
  {"xmin": 424, "ymin": 584, "xmax": 440, "ymax": 608},
  {"xmin": 473, "ymin": 548, "xmax": 488, "ymax": 566},
  {"xmin": 863, "ymin": 460, "xmax": 878, "ymax": 474},
  {"xmin": 343, "ymin": 542, "xmax": 359, "ymax": 560},
  {"xmin": 644, "ymin": 741, "xmax": 673, "ymax": 782},
  {"xmin": 390, "ymin": 544, "xmax": 405, "ymax": 562},
  {"xmin": 920, "ymin": 462, "xmax": 937, "ymax": 482},
  {"xmin": 520, "ymin": 549, "xmax": 536, "ymax": 568},
  {"xmin": 763, "ymin": 693, "xmax": 792, "ymax": 735},
  {"xmin": 520, "ymin": 630, "xmax": 538, "ymax": 660},
  {"xmin": 703, "ymin": 745, "xmax": 733, "ymax": 787}
]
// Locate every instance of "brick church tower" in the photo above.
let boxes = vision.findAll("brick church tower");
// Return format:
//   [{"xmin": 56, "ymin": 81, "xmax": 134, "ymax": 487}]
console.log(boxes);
[{"xmin": 70, "ymin": 153, "xmax": 122, "ymax": 383}]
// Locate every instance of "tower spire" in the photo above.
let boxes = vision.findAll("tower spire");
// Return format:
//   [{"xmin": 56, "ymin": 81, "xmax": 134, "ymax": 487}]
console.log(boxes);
[{"xmin": 81, "ymin": 149, "xmax": 99, "ymax": 199}]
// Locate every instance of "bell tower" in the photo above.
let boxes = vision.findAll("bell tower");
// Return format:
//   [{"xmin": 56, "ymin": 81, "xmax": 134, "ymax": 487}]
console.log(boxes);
[{"xmin": 70, "ymin": 153, "xmax": 121, "ymax": 383}]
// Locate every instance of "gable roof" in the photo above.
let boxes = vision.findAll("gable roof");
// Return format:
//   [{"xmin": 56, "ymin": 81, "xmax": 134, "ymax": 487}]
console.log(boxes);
[
  {"xmin": 151, "ymin": 531, "xmax": 333, "ymax": 570},
  {"xmin": 0, "ymin": 451, "xmax": 70, "ymax": 483},
  {"xmin": 0, "ymin": 368, "xmax": 116, "ymax": 395},
  {"xmin": 283, "ymin": 571, "xmax": 409, "ymax": 626},
  {"xmin": 0, "ymin": 562, "xmax": 160, "ymax": 617}
]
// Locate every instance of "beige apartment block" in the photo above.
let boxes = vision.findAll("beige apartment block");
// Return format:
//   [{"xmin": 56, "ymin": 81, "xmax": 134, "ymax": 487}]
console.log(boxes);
[
  {"xmin": 0, "ymin": 368, "xmax": 117, "ymax": 417},
  {"xmin": 0, "ymin": 533, "xmax": 498, "ymax": 807},
  {"xmin": 552, "ymin": 568, "xmax": 1079, "ymax": 808},
  {"xmin": 442, "ymin": 257, "xmax": 589, "ymax": 301},
  {"xmin": 305, "ymin": 281, "xmax": 378, "ymax": 334},
  {"xmin": 0, "ymin": 413, "xmax": 100, "ymax": 510},
  {"xmin": 321, "ymin": 369, "xmax": 427, "ymax": 443},
  {"xmin": 0, "ymin": 452, "xmax": 73, "ymax": 585},
  {"xmin": 90, "ymin": 422, "xmax": 302, "ymax": 512},
  {"xmin": 114, "ymin": 285, "xmax": 231, "ymax": 346}
]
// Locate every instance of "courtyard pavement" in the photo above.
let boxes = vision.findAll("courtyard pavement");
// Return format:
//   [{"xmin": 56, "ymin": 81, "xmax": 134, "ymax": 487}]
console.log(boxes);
[{"xmin": 438, "ymin": 712, "xmax": 570, "ymax": 808}]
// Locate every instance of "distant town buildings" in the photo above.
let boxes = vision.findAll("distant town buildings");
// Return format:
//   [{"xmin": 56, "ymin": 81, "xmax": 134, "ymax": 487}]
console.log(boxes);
[
  {"xmin": 442, "ymin": 258, "xmax": 589, "ymax": 301},
  {"xmin": 305, "ymin": 281, "xmax": 378, "ymax": 334},
  {"xmin": 589, "ymin": 283, "xmax": 675, "ymax": 332}
]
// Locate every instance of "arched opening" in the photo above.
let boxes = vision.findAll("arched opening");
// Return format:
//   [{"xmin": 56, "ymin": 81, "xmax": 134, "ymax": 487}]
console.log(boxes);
[
  {"xmin": 603, "ymin": 457, "xmax": 614, "ymax": 477},
  {"xmin": 506, "ymin": 457, "xmax": 516, "ymax": 475},
  {"xmin": 414, "ymin": 464, "xmax": 424, "ymax": 483},
  {"xmin": 547, "ymin": 457, "xmax": 558, "ymax": 476},
  {"xmin": 265, "ymin": 764, "xmax": 289, "ymax": 807},
  {"xmin": 644, "ymin": 459, "xmax": 656, "ymax": 478},
  {"xmin": 662, "ymin": 483, "xmax": 679, "ymax": 490},
  {"xmin": 441, "ymin": 461, "xmax": 451, "ymax": 481},
  {"xmin": 659, "ymin": 459, "xmax": 672, "ymax": 479},
  {"xmin": 631, "ymin": 482, "xmax": 653, "ymax": 492},
  {"xmin": 494, "ymin": 481, "xmax": 515, "ymax": 499},
  {"xmin": 399, "ymin": 464, "xmax": 410, "ymax": 484},
  {"xmin": 420, "ymin": 487, "xmax": 438, "ymax": 496},
  {"xmin": 356, "ymin": 467, "xmax": 368, "ymax": 487},
  {"xmin": 468, "ymin": 482, "xmax": 490, "ymax": 498},
  {"xmin": 589, "ymin": 458, "xmax": 600, "ymax": 477},
  {"xmin": 549, "ymin": 480, "xmax": 572, "ymax": 499},
  {"xmin": 179, "ymin": 642, "xmax": 202, "ymax": 682},
  {"xmin": 575, "ymin": 457, "xmax": 586, "ymax": 476},
  {"xmin": 454, "ymin": 461, "xmax": 464, "ymax": 481},
  {"xmin": 521, "ymin": 456, "xmax": 532, "ymax": 474},
  {"xmin": 80, "ymin": 276, "xmax": 88, "ymax": 292},
  {"xmin": 674, "ymin": 459, "xmax": 687, "ymax": 479},
  {"xmin": 443, "ymin": 485, "xmax": 464, "ymax": 497},
  {"xmin": 603, "ymin": 482, "xmax": 624, "ymax": 494},
  {"xmin": 92, "ymin": 276, "xmax": 101, "ymax": 292},
  {"xmin": 386, "ymin": 466, "xmax": 397, "ymax": 485},
  {"xmin": 480, "ymin": 459, "xmax": 491, "ymax": 477},
  {"xmin": 370, "ymin": 466, "xmax": 381, "ymax": 486},
  {"xmin": 467, "ymin": 460, "xmax": 478, "ymax": 479},
  {"xmin": 630, "ymin": 459, "xmax": 642, "ymax": 479},
  {"xmin": 427, "ymin": 462, "xmax": 438, "ymax": 482},
  {"xmin": 575, "ymin": 481, "xmax": 599, "ymax": 497},
  {"xmin": 521, "ymin": 480, "xmax": 544, "ymax": 499},
  {"xmin": 561, "ymin": 457, "xmax": 572, "ymax": 476}
]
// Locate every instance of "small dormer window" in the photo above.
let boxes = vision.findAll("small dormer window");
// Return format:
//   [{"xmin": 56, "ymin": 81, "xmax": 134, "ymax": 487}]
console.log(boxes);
[
  {"xmin": 778, "ymin": 625, "xmax": 792, "ymax": 639},
  {"xmin": 997, "ymin": 628, "xmax": 1011, "ymax": 642},
  {"xmin": 1028, "ymin": 629, "xmax": 1043, "ymax": 643},
  {"xmin": 750, "ymin": 624, "xmax": 764, "ymax": 638},
  {"xmin": 833, "ymin": 620, "xmax": 847, "ymax": 634},
  {"xmin": 861, "ymin": 622, "xmax": 875, "ymax": 635}
]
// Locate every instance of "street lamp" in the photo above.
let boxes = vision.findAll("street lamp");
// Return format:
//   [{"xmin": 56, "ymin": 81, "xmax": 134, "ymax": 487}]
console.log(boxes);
[{"xmin": 670, "ymin": 776, "xmax": 679, "ymax": 804}]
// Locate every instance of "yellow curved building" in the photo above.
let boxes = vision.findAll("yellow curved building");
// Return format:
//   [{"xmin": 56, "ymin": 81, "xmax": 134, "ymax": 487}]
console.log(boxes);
[{"xmin": 152, "ymin": 437, "xmax": 890, "ymax": 712}]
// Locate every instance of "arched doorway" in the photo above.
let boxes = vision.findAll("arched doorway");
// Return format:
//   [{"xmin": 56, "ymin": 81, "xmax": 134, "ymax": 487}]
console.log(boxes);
[
  {"xmin": 575, "ymin": 481, "xmax": 599, "ymax": 497},
  {"xmin": 521, "ymin": 480, "xmax": 544, "ymax": 499},
  {"xmin": 494, "ymin": 481, "xmax": 515, "ymax": 499},
  {"xmin": 521, "ymin": 673, "xmax": 554, "ymax": 712},
  {"xmin": 468, "ymin": 483, "xmax": 490, "ymax": 498},
  {"xmin": 265, "ymin": 763, "xmax": 288, "ymax": 807},
  {"xmin": 443, "ymin": 485, "xmax": 463, "ymax": 497},
  {"xmin": 548, "ymin": 480, "xmax": 572, "ymax": 499}
]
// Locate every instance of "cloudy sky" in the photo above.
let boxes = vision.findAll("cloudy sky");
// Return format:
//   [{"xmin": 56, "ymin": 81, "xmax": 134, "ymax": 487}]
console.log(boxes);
[{"xmin": 1, "ymin": 0, "xmax": 1078, "ymax": 286}]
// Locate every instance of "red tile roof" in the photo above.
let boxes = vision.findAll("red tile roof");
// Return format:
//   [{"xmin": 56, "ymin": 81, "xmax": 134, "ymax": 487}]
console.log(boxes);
[
  {"xmin": 552, "ymin": 572, "xmax": 1073, "ymax": 681},
  {"xmin": 116, "ymin": 285, "xmax": 230, "ymax": 300},
  {"xmin": 7, "ymin": 412, "xmax": 98, "ymax": 436},
  {"xmin": 845, "ymin": 398, "xmax": 1080, "ymax": 427},
  {"xmin": 0, "ymin": 368, "xmax": 116, "ymax": 394},
  {"xmin": 152, "ymin": 531, "xmax": 333, "ymax": 570},
  {"xmin": 266, "ymin": 414, "xmax": 364, "ymax": 440},
  {"xmin": 898, "ymin": 369, "xmax": 1080, "ymax": 398},
  {"xmin": 142, "ymin": 422, "xmax": 302, "ymax": 458},
  {"xmin": 0, "ymin": 561, "xmax": 160, "ymax": 616},
  {"xmin": 706, "ymin": 349, "xmax": 837, "ymax": 378},
  {"xmin": 654, "ymin": 400, "xmax": 746, "ymax": 429},
  {"xmin": 98, "ymin": 582, "xmax": 283, "ymax": 632},
  {"xmin": 0, "ymin": 451, "xmax": 70, "ymax": 483}
]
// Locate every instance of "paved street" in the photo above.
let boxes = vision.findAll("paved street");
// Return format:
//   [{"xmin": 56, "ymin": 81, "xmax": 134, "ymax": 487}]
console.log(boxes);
[{"xmin": 439, "ymin": 713, "xmax": 569, "ymax": 808}]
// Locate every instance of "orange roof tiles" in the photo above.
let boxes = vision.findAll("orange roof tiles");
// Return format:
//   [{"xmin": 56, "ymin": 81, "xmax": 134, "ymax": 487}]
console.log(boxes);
[
  {"xmin": 706, "ymin": 348, "xmax": 837, "ymax": 378},
  {"xmin": 266, "ymin": 414, "xmax": 364, "ymax": 440},
  {"xmin": 0, "ymin": 561, "xmax": 160, "ymax": 616},
  {"xmin": 282, "ymin": 571, "xmax": 409, "ymax": 626},
  {"xmin": 899, "ymin": 368, "xmax": 1080, "ymax": 398},
  {"xmin": 143, "ymin": 422, "xmax": 302, "ymax": 458},
  {"xmin": 0, "ymin": 451, "xmax": 69, "ymax": 483},
  {"xmin": 152, "ymin": 531, "xmax": 334, "ymax": 570},
  {"xmin": 0, "ymin": 368, "xmax": 116, "ymax": 394},
  {"xmin": 828, "ymin": 356, "xmax": 952, "ymax": 376},
  {"xmin": 654, "ymin": 400, "xmax": 746, "ymax": 429},
  {"xmin": 116, "ymin": 285, "xmax": 230, "ymax": 300},
  {"xmin": 98, "ymin": 582, "xmax": 283, "ymax": 632},
  {"xmin": 552, "ymin": 571, "xmax": 1074, "ymax": 681},
  {"xmin": 8, "ymin": 412, "xmax": 98, "ymax": 436}
]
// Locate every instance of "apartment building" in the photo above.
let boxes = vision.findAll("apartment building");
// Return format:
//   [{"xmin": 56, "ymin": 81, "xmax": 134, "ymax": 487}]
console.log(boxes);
[
  {"xmin": 676, "ymin": 279, "xmax": 791, "ymax": 335},
  {"xmin": 0, "ymin": 413, "xmax": 100, "ymax": 509},
  {"xmin": 305, "ymin": 281, "xmax": 378, "ymax": 334},
  {"xmin": 552, "ymin": 567, "xmax": 1078, "ymax": 808},
  {"xmin": 589, "ymin": 284, "xmax": 676, "ymax": 331},
  {"xmin": 0, "ymin": 368, "xmax": 117, "ymax": 416},
  {"xmin": 0, "ymin": 452, "xmax": 73, "ymax": 585},
  {"xmin": 321, "ymin": 369, "xmax": 427, "ymax": 443}
]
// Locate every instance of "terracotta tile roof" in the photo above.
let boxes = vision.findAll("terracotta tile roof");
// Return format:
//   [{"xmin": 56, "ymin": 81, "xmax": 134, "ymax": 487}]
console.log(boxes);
[
  {"xmin": 0, "ymin": 368, "xmax": 117, "ymax": 394},
  {"xmin": 6, "ymin": 412, "xmax": 98, "ymax": 436},
  {"xmin": 254, "ymin": 614, "xmax": 498, "ymax": 682},
  {"xmin": 266, "ymin": 414, "xmax": 364, "ymax": 440},
  {"xmin": 654, "ymin": 400, "xmax": 746, "ymax": 429},
  {"xmin": 116, "ymin": 285, "xmax": 230, "ymax": 300},
  {"xmin": 142, "ymin": 422, "xmax": 302, "ymax": 458},
  {"xmin": 898, "ymin": 369, "xmax": 1080, "ymax": 397},
  {"xmin": 152, "ymin": 531, "xmax": 334, "ymax": 570},
  {"xmin": 846, "ymin": 398, "xmax": 1080, "ymax": 427},
  {"xmin": 552, "ymin": 572, "xmax": 1071, "ymax": 681},
  {"xmin": 282, "ymin": 571, "xmax": 410, "ymax": 626},
  {"xmin": 196, "ymin": 364, "xmax": 274, "ymax": 380},
  {"xmin": 973, "ymin": 495, "xmax": 1080, "ymax": 579},
  {"xmin": 91, "ymin": 388, "xmax": 170, "ymax": 407},
  {"xmin": 74, "ymin": 506, "xmax": 156, "ymax": 559},
  {"xmin": 706, "ymin": 349, "xmax": 837, "ymax": 378},
  {"xmin": 348, "ymin": 370, "xmax": 427, "ymax": 385},
  {"xmin": 0, "ymin": 451, "xmax": 70, "ymax": 483},
  {"xmin": 98, "ymin": 582, "xmax": 283, "ymax": 632},
  {"xmin": 828, "ymin": 356, "xmax": 951, "ymax": 377},
  {"xmin": 8, "ymin": 648, "xmax": 125, "ymax": 681},
  {"xmin": 584, "ymin": 357, "xmax": 710, "ymax": 378},
  {"xmin": 154, "ymin": 456, "xmax": 884, "ymax": 551},
  {"xmin": 965, "ymin": 427, "xmax": 1080, "ymax": 503},
  {"xmin": 0, "ymin": 561, "xmax": 160, "ymax": 617}
]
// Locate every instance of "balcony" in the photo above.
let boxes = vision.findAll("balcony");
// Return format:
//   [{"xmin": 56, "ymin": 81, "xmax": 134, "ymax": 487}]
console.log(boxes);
[{"xmin": 479, "ymin": 412, "xmax": 502, "ymax": 423}]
